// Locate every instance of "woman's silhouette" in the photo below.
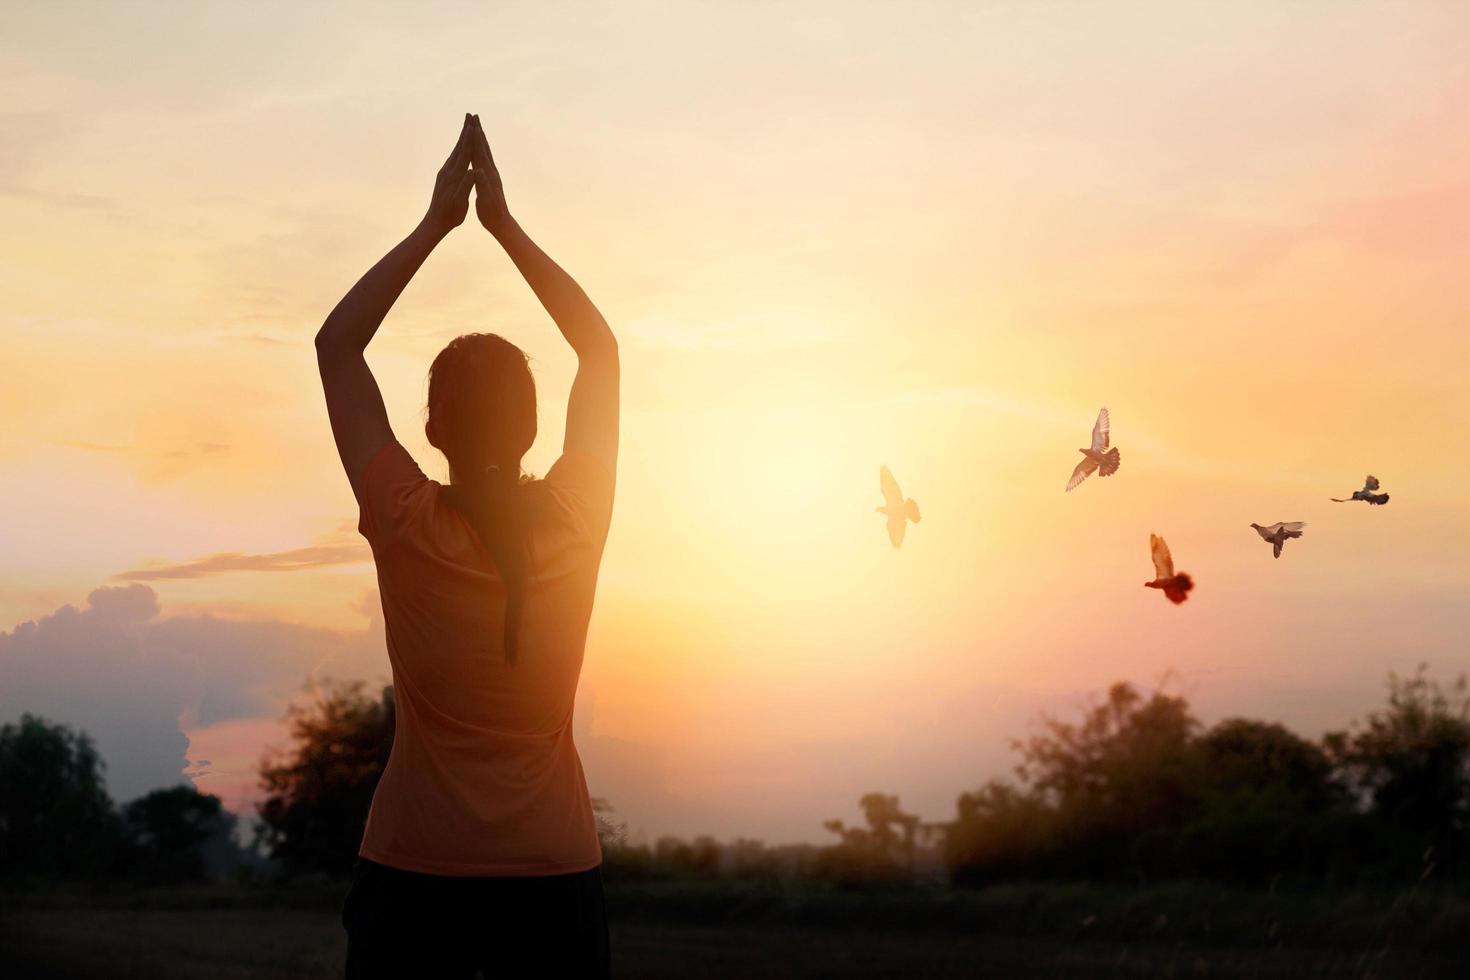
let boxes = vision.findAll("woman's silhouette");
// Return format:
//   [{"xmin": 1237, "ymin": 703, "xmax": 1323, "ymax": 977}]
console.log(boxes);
[{"xmin": 316, "ymin": 114, "xmax": 617, "ymax": 978}]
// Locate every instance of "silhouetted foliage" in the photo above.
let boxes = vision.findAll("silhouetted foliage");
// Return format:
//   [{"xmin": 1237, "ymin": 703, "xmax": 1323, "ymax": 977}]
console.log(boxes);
[
  {"xmin": 820, "ymin": 793, "xmax": 925, "ymax": 886},
  {"xmin": 120, "ymin": 786, "xmax": 240, "ymax": 884},
  {"xmin": 948, "ymin": 670, "xmax": 1470, "ymax": 889},
  {"xmin": 1323, "ymin": 666, "xmax": 1470, "ymax": 879},
  {"xmin": 8, "ymin": 665, "xmax": 1470, "ymax": 892},
  {"xmin": 946, "ymin": 780, "xmax": 1054, "ymax": 883},
  {"xmin": 1325, "ymin": 667, "xmax": 1470, "ymax": 832},
  {"xmin": 0, "ymin": 714, "xmax": 120, "ymax": 881},
  {"xmin": 256, "ymin": 681, "xmax": 395, "ymax": 876}
]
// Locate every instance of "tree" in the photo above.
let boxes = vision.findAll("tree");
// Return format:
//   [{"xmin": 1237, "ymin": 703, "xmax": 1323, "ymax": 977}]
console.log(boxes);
[
  {"xmin": 257, "ymin": 681, "xmax": 395, "ymax": 876},
  {"xmin": 946, "ymin": 780, "xmax": 1055, "ymax": 885},
  {"xmin": 1325, "ymin": 667, "xmax": 1470, "ymax": 834},
  {"xmin": 1198, "ymin": 719, "xmax": 1335, "ymax": 805},
  {"xmin": 1323, "ymin": 667, "xmax": 1470, "ymax": 880},
  {"xmin": 947, "ymin": 682, "xmax": 1349, "ymax": 885},
  {"xmin": 121, "ymin": 785, "xmax": 239, "ymax": 883},
  {"xmin": 1013, "ymin": 682, "xmax": 1200, "ymax": 876},
  {"xmin": 821, "ymin": 792, "xmax": 921, "ymax": 885},
  {"xmin": 1178, "ymin": 719, "xmax": 1348, "ymax": 883},
  {"xmin": 0, "ymin": 714, "xmax": 119, "ymax": 881}
]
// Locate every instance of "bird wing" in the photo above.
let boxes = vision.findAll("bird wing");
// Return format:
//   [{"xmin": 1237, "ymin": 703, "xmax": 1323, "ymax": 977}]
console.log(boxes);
[
  {"xmin": 886, "ymin": 514, "xmax": 907, "ymax": 548},
  {"xmin": 879, "ymin": 466, "xmax": 903, "ymax": 508},
  {"xmin": 1066, "ymin": 455, "xmax": 1098, "ymax": 492},
  {"xmin": 1091, "ymin": 407, "xmax": 1110, "ymax": 453},
  {"xmin": 1281, "ymin": 522, "xmax": 1306, "ymax": 535},
  {"xmin": 905, "ymin": 498, "xmax": 921, "ymax": 523},
  {"xmin": 1150, "ymin": 534, "xmax": 1175, "ymax": 579},
  {"xmin": 1363, "ymin": 475, "xmax": 1380, "ymax": 492}
]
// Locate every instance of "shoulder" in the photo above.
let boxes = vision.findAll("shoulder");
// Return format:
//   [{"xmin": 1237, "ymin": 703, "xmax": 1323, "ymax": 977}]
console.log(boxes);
[
  {"xmin": 358, "ymin": 441, "xmax": 439, "ymax": 543},
  {"xmin": 362, "ymin": 440, "xmax": 427, "ymax": 487},
  {"xmin": 539, "ymin": 451, "xmax": 616, "ymax": 539},
  {"xmin": 545, "ymin": 451, "xmax": 615, "ymax": 495}
]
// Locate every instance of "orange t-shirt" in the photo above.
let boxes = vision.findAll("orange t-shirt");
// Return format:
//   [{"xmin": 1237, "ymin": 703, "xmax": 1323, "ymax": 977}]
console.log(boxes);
[{"xmin": 355, "ymin": 440, "xmax": 614, "ymax": 876}]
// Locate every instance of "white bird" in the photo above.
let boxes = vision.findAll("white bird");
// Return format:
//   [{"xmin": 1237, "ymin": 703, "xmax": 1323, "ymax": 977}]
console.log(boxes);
[
  {"xmin": 1066, "ymin": 407, "xmax": 1121, "ymax": 492},
  {"xmin": 876, "ymin": 466, "xmax": 921, "ymax": 548},
  {"xmin": 1144, "ymin": 533, "xmax": 1194, "ymax": 605},
  {"xmin": 1250, "ymin": 521, "xmax": 1306, "ymax": 559},
  {"xmin": 1331, "ymin": 474, "xmax": 1390, "ymax": 506}
]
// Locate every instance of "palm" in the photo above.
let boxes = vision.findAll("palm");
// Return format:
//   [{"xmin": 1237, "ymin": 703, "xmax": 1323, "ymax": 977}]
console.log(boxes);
[
  {"xmin": 467, "ymin": 115, "xmax": 510, "ymax": 230},
  {"xmin": 425, "ymin": 116, "xmax": 476, "ymax": 234}
]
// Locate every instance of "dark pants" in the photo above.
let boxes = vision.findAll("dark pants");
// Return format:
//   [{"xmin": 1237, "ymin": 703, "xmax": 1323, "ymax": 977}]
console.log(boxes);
[{"xmin": 342, "ymin": 858, "xmax": 611, "ymax": 979}]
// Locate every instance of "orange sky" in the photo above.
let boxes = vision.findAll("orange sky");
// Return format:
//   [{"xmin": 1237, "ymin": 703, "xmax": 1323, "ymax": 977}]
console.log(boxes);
[{"xmin": 3, "ymin": 1, "xmax": 1469, "ymax": 843}]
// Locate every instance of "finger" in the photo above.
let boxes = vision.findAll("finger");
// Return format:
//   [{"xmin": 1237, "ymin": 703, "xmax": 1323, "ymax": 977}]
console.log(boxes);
[
  {"xmin": 469, "ymin": 114, "xmax": 495, "ymax": 169},
  {"xmin": 439, "ymin": 114, "xmax": 474, "ymax": 175},
  {"xmin": 451, "ymin": 116, "xmax": 476, "ymax": 170}
]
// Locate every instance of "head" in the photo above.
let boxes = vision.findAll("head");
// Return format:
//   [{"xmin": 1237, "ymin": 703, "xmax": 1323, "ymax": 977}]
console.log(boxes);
[
  {"xmin": 425, "ymin": 333, "xmax": 537, "ymax": 664},
  {"xmin": 426, "ymin": 333, "xmax": 537, "ymax": 478}
]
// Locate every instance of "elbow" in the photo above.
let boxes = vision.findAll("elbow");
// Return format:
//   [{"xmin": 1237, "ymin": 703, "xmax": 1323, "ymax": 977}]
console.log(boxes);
[
  {"xmin": 314, "ymin": 322, "xmax": 357, "ymax": 357},
  {"xmin": 578, "ymin": 331, "xmax": 619, "ymax": 365}
]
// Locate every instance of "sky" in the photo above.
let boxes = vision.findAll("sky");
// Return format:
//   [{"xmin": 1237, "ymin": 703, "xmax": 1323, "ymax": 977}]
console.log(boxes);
[{"xmin": 2, "ymin": 0, "xmax": 1469, "ymax": 845}]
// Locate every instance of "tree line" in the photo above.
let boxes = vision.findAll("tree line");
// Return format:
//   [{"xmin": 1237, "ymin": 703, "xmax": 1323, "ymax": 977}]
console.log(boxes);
[
  {"xmin": 0, "ymin": 715, "xmax": 254, "ymax": 884},
  {"xmin": 3, "ymin": 668, "xmax": 1467, "ymax": 891}
]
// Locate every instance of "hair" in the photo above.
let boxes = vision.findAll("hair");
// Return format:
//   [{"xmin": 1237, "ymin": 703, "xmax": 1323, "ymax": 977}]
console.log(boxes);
[{"xmin": 425, "ymin": 333, "xmax": 537, "ymax": 665}]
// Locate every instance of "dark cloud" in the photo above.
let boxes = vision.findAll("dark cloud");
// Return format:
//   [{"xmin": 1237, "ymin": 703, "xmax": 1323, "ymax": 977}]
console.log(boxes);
[
  {"xmin": 0, "ymin": 585, "xmax": 381, "ymax": 805},
  {"xmin": 115, "ymin": 543, "xmax": 371, "ymax": 582}
]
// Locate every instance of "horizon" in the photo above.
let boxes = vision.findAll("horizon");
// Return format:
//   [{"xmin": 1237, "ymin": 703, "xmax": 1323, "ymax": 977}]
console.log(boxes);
[{"xmin": 3, "ymin": 0, "xmax": 1469, "ymax": 846}]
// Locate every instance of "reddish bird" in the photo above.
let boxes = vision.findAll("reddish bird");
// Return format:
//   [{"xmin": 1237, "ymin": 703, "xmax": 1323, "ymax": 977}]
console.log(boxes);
[{"xmin": 1144, "ymin": 533, "xmax": 1194, "ymax": 604}]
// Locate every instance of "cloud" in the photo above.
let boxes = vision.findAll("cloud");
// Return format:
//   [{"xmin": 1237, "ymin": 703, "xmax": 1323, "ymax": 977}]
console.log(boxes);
[
  {"xmin": 0, "ymin": 584, "xmax": 723, "ymax": 838},
  {"xmin": 61, "ymin": 440, "xmax": 231, "ymax": 459},
  {"xmin": 0, "ymin": 585, "xmax": 381, "ymax": 805},
  {"xmin": 116, "ymin": 543, "xmax": 371, "ymax": 582}
]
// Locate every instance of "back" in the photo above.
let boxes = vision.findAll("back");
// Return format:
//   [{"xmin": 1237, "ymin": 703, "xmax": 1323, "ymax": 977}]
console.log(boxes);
[{"xmin": 355, "ymin": 440, "xmax": 614, "ymax": 875}]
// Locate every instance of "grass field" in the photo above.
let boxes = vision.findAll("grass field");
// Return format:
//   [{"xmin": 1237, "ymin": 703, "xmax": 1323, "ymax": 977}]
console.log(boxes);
[{"xmin": 2, "ymin": 879, "xmax": 1466, "ymax": 979}]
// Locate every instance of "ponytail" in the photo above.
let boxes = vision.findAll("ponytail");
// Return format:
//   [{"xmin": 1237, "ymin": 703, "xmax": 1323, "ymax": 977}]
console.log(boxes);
[
  {"xmin": 446, "ymin": 463, "xmax": 530, "ymax": 665},
  {"xmin": 426, "ymin": 333, "xmax": 538, "ymax": 667}
]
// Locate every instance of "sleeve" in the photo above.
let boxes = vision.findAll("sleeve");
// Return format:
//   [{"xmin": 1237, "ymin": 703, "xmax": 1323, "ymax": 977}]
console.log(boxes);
[
  {"xmin": 357, "ymin": 440, "xmax": 432, "ymax": 544},
  {"xmin": 543, "ymin": 451, "xmax": 616, "ymax": 544}
]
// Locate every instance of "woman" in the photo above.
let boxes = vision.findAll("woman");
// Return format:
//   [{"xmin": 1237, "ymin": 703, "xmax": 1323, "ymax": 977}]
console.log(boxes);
[{"xmin": 315, "ymin": 114, "xmax": 618, "ymax": 978}]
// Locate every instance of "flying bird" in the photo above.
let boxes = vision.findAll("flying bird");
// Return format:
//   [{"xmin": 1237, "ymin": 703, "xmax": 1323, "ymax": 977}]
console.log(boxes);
[
  {"xmin": 1251, "ymin": 521, "xmax": 1306, "ymax": 559},
  {"xmin": 1331, "ymin": 474, "xmax": 1390, "ymax": 506},
  {"xmin": 877, "ymin": 466, "xmax": 921, "ymax": 548},
  {"xmin": 1066, "ymin": 407, "xmax": 1121, "ymax": 492},
  {"xmin": 1144, "ymin": 533, "xmax": 1194, "ymax": 605}
]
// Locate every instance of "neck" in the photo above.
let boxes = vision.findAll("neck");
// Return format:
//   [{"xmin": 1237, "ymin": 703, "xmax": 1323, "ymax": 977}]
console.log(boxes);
[{"xmin": 448, "ymin": 461, "xmax": 520, "ymax": 487}]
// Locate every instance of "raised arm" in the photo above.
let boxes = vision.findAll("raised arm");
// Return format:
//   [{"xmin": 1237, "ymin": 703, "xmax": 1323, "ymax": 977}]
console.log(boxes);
[
  {"xmin": 468, "ymin": 115, "xmax": 619, "ymax": 472},
  {"xmin": 315, "ymin": 116, "xmax": 478, "ymax": 501}
]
